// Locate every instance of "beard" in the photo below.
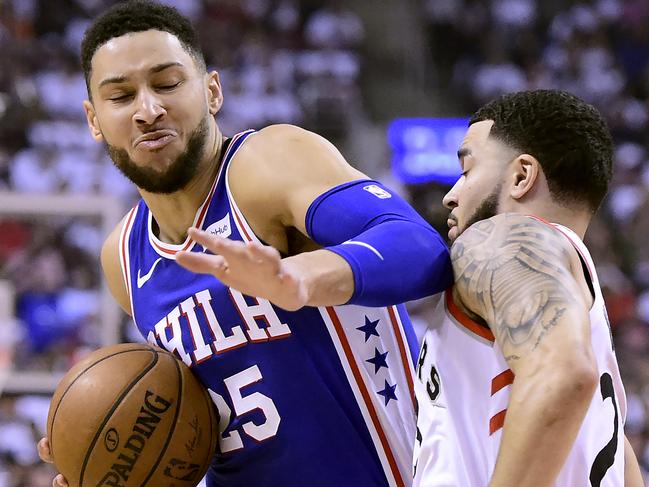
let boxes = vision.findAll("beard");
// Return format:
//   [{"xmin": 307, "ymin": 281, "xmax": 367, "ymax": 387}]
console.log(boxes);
[
  {"xmin": 107, "ymin": 116, "xmax": 209, "ymax": 194},
  {"xmin": 462, "ymin": 182, "xmax": 502, "ymax": 233}
]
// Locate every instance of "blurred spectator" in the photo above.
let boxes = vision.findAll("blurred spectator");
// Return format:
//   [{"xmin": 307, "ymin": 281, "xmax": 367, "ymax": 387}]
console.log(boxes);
[
  {"xmin": 304, "ymin": 0, "xmax": 364, "ymax": 49},
  {"xmin": 0, "ymin": 395, "xmax": 55, "ymax": 487}
]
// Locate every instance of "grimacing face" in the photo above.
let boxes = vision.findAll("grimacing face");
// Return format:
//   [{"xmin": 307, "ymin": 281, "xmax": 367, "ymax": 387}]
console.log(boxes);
[
  {"xmin": 83, "ymin": 30, "xmax": 221, "ymax": 193},
  {"xmin": 442, "ymin": 120, "xmax": 515, "ymax": 241}
]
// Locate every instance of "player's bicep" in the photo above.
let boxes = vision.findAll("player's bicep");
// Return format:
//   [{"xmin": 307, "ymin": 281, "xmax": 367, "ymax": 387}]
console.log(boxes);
[
  {"xmin": 101, "ymin": 220, "xmax": 132, "ymax": 316},
  {"xmin": 450, "ymin": 214, "xmax": 590, "ymax": 369},
  {"xmin": 244, "ymin": 125, "xmax": 368, "ymax": 233}
]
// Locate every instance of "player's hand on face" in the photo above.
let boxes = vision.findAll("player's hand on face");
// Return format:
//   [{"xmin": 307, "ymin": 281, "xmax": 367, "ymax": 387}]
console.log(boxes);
[
  {"xmin": 176, "ymin": 228, "xmax": 308, "ymax": 311},
  {"xmin": 37, "ymin": 438, "xmax": 69, "ymax": 487}
]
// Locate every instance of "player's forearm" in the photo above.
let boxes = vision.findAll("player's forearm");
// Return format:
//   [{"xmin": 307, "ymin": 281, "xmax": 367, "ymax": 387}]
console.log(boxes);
[
  {"xmin": 282, "ymin": 249, "xmax": 355, "ymax": 307},
  {"xmin": 624, "ymin": 435, "xmax": 644, "ymax": 487},
  {"xmin": 325, "ymin": 220, "xmax": 452, "ymax": 306},
  {"xmin": 305, "ymin": 180, "xmax": 453, "ymax": 306},
  {"xmin": 489, "ymin": 363, "xmax": 598, "ymax": 487}
]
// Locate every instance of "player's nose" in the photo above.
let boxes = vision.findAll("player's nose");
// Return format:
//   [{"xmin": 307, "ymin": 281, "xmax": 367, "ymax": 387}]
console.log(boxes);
[
  {"xmin": 442, "ymin": 186, "xmax": 458, "ymax": 210},
  {"xmin": 133, "ymin": 89, "xmax": 166, "ymax": 126}
]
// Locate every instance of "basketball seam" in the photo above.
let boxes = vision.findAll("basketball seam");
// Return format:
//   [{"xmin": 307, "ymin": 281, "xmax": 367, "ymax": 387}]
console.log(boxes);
[
  {"xmin": 140, "ymin": 351, "xmax": 183, "ymax": 486},
  {"xmin": 49, "ymin": 345, "xmax": 155, "ymax": 458},
  {"xmin": 77, "ymin": 349, "xmax": 159, "ymax": 486}
]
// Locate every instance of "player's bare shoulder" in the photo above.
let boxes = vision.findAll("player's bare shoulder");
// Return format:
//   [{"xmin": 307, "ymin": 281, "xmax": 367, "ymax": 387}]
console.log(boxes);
[
  {"xmin": 228, "ymin": 124, "xmax": 366, "ymax": 230},
  {"xmin": 101, "ymin": 214, "xmax": 132, "ymax": 315},
  {"xmin": 450, "ymin": 214, "xmax": 586, "ymax": 360},
  {"xmin": 235, "ymin": 124, "xmax": 363, "ymax": 179}
]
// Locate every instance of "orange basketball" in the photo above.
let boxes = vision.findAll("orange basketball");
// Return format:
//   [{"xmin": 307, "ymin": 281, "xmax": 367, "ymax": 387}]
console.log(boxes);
[{"xmin": 47, "ymin": 343, "xmax": 218, "ymax": 487}]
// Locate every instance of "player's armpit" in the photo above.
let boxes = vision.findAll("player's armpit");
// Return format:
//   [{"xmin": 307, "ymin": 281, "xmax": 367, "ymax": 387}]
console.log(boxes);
[
  {"xmin": 450, "ymin": 213, "xmax": 591, "ymax": 370},
  {"xmin": 101, "ymin": 216, "xmax": 132, "ymax": 316}
]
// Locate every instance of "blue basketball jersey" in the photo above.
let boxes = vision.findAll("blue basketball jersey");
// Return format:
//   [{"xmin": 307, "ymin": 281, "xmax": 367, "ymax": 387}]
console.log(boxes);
[{"xmin": 119, "ymin": 130, "xmax": 419, "ymax": 486}]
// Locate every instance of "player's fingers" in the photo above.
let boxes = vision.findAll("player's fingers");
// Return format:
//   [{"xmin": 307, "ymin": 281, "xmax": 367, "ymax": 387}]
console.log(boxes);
[
  {"xmin": 38, "ymin": 437, "xmax": 53, "ymax": 463},
  {"xmin": 176, "ymin": 251, "xmax": 229, "ymax": 276},
  {"xmin": 246, "ymin": 242, "xmax": 281, "ymax": 270},
  {"xmin": 53, "ymin": 474, "xmax": 68, "ymax": 487},
  {"xmin": 189, "ymin": 229, "xmax": 261, "ymax": 267},
  {"xmin": 187, "ymin": 228, "xmax": 234, "ymax": 254}
]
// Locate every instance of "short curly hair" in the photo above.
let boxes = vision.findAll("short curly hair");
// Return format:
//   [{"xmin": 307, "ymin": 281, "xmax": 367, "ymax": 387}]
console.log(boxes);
[
  {"xmin": 470, "ymin": 90, "xmax": 614, "ymax": 211},
  {"xmin": 81, "ymin": 0, "xmax": 205, "ymax": 95}
]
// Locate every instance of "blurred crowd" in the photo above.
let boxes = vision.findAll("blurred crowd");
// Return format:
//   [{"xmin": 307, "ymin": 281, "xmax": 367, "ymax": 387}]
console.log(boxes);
[{"xmin": 1, "ymin": 0, "xmax": 649, "ymax": 485}]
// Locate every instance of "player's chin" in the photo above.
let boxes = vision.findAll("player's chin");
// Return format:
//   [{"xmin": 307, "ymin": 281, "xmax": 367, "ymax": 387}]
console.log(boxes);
[
  {"xmin": 133, "ymin": 150, "xmax": 179, "ymax": 171},
  {"xmin": 448, "ymin": 225, "xmax": 460, "ymax": 242}
]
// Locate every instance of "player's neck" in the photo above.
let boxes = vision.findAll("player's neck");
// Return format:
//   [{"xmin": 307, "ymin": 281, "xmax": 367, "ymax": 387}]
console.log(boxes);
[
  {"xmin": 513, "ymin": 201, "xmax": 591, "ymax": 239},
  {"xmin": 142, "ymin": 124, "xmax": 225, "ymax": 244}
]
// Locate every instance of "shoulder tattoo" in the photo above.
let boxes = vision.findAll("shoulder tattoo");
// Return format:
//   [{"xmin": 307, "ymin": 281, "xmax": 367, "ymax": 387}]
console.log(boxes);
[{"xmin": 450, "ymin": 215, "xmax": 581, "ymax": 359}]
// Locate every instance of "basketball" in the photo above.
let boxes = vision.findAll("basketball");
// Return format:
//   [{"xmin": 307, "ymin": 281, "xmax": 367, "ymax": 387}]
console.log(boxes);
[{"xmin": 47, "ymin": 343, "xmax": 218, "ymax": 487}]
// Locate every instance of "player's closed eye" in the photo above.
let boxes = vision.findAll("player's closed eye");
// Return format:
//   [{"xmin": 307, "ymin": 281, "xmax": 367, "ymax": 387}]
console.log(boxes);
[
  {"xmin": 157, "ymin": 81, "xmax": 182, "ymax": 91},
  {"xmin": 109, "ymin": 93, "xmax": 133, "ymax": 103}
]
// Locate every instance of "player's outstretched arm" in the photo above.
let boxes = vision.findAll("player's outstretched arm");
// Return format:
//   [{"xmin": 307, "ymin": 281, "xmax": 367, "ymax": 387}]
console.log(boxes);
[
  {"xmin": 624, "ymin": 435, "xmax": 644, "ymax": 487},
  {"xmin": 451, "ymin": 213, "xmax": 598, "ymax": 487},
  {"xmin": 177, "ymin": 124, "xmax": 452, "ymax": 310}
]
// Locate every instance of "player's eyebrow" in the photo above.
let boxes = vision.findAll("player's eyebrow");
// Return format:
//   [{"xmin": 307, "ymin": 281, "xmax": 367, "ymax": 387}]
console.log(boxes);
[{"xmin": 98, "ymin": 62, "xmax": 184, "ymax": 88}]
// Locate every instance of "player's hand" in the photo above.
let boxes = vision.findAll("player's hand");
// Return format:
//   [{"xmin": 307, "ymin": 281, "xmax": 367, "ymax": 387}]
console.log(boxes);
[
  {"xmin": 37, "ymin": 437, "xmax": 69, "ymax": 487},
  {"xmin": 176, "ymin": 228, "xmax": 309, "ymax": 311}
]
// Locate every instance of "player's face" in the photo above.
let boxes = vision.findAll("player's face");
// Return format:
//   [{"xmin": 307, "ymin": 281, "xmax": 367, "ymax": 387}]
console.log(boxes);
[
  {"xmin": 83, "ymin": 30, "xmax": 222, "ymax": 193},
  {"xmin": 443, "ymin": 120, "xmax": 513, "ymax": 241}
]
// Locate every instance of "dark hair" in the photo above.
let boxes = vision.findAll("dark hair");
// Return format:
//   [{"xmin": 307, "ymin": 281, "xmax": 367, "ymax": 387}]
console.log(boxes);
[
  {"xmin": 81, "ymin": 0, "xmax": 205, "ymax": 94},
  {"xmin": 470, "ymin": 89, "xmax": 613, "ymax": 211}
]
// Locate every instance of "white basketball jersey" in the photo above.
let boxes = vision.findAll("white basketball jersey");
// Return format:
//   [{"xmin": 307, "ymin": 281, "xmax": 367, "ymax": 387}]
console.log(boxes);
[{"xmin": 413, "ymin": 221, "xmax": 626, "ymax": 487}]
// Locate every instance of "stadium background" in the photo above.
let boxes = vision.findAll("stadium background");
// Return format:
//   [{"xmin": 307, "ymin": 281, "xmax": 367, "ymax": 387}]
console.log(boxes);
[{"xmin": 1, "ymin": 0, "xmax": 649, "ymax": 485}]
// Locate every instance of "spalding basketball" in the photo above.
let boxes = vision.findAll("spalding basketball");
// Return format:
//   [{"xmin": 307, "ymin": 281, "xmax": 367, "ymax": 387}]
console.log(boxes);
[{"xmin": 47, "ymin": 343, "xmax": 218, "ymax": 486}]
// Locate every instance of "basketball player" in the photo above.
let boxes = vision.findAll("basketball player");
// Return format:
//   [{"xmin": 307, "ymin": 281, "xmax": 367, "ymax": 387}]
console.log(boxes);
[
  {"xmin": 37, "ymin": 1, "xmax": 453, "ymax": 486},
  {"xmin": 413, "ymin": 90, "xmax": 644, "ymax": 486}
]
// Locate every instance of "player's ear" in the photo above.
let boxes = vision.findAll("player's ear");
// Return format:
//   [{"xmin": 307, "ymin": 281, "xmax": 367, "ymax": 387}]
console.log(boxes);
[
  {"xmin": 509, "ymin": 154, "xmax": 540, "ymax": 200},
  {"xmin": 83, "ymin": 100, "xmax": 104, "ymax": 142},
  {"xmin": 206, "ymin": 70, "xmax": 223, "ymax": 115}
]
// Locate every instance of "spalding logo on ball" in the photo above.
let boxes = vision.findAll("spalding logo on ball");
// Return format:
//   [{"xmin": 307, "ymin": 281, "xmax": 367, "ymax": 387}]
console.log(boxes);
[{"xmin": 47, "ymin": 343, "xmax": 218, "ymax": 487}]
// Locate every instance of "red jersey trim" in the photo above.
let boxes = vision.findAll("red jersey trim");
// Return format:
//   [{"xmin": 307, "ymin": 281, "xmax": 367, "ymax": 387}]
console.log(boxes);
[
  {"xmin": 119, "ymin": 206, "xmax": 138, "ymax": 305},
  {"xmin": 489, "ymin": 409, "xmax": 507, "ymax": 435},
  {"xmin": 148, "ymin": 131, "xmax": 250, "ymax": 257},
  {"xmin": 326, "ymin": 307, "xmax": 406, "ymax": 487},
  {"xmin": 491, "ymin": 369, "xmax": 514, "ymax": 396},
  {"xmin": 445, "ymin": 289, "xmax": 495, "ymax": 342},
  {"xmin": 387, "ymin": 306, "xmax": 416, "ymax": 408}
]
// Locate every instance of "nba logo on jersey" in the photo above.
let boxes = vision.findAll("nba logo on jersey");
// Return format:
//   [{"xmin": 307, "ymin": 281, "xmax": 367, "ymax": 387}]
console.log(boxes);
[{"xmin": 363, "ymin": 184, "xmax": 392, "ymax": 199}]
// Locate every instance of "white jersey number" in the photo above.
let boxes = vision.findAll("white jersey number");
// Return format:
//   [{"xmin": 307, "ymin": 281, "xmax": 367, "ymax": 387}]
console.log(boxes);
[{"xmin": 208, "ymin": 365, "xmax": 281, "ymax": 453}]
